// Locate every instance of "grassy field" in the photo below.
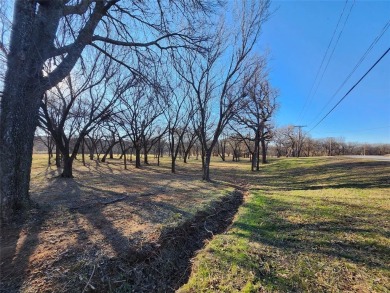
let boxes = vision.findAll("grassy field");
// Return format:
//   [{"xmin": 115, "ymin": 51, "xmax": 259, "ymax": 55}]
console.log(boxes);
[
  {"xmin": 178, "ymin": 157, "xmax": 390, "ymax": 292},
  {"xmin": 1, "ymin": 155, "xmax": 389, "ymax": 292}
]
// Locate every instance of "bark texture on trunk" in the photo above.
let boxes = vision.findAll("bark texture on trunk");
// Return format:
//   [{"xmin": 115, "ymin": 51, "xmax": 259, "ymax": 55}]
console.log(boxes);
[
  {"xmin": 0, "ymin": 1, "xmax": 112, "ymax": 221},
  {"xmin": 0, "ymin": 2, "xmax": 47, "ymax": 221}
]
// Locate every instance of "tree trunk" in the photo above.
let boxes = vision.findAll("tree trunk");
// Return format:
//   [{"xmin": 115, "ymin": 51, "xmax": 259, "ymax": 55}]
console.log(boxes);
[
  {"xmin": 89, "ymin": 145, "xmax": 94, "ymax": 160},
  {"xmin": 81, "ymin": 138, "xmax": 86, "ymax": 166},
  {"xmin": 144, "ymin": 148, "xmax": 149, "ymax": 165},
  {"xmin": 261, "ymin": 138, "xmax": 267, "ymax": 164},
  {"xmin": 48, "ymin": 147, "xmax": 52, "ymax": 166},
  {"xmin": 171, "ymin": 157, "xmax": 176, "ymax": 173},
  {"xmin": 55, "ymin": 145, "xmax": 62, "ymax": 167},
  {"xmin": 183, "ymin": 150, "xmax": 189, "ymax": 163},
  {"xmin": 123, "ymin": 150, "xmax": 127, "ymax": 170},
  {"xmin": 157, "ymin": 139, "xmax": 161, "ymax": 166},
  {"xmin": 101, "ymin": 141, "xmax": 117, "ymax": 163},
  {"xmin": 135, "ymin": 148, "xmax": 141, "ymax": 168},
  {"xmin": 0, "ymin": 5, "xmax": 45, "ymax": 220},
  {"xmin": 61, "ymin": 156, "xmax": 74, "ymax": 178},
  {"xmin": 250, "ymin": 151, "xmax": 255, "ymax": 172},
  {"xmin": 202, "ymin": 151, "xmax": 211, "ymax": 181},
  {"xmin": 170, "ymin": 130, "xmax": 175, "ymax": 173}
]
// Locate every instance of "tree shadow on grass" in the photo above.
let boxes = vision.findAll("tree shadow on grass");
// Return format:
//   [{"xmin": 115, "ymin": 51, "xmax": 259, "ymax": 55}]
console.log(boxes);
[
  {"xmin": 235, "ymin": 195, "xmax": 389, "ymax": 270},
  {"xmin": 211, "ymin": 194, "xmax": 389, "ymax": 292},
  {"xmin": 266, "ymin": 160, "xmax": 390, "ymax": 191}
]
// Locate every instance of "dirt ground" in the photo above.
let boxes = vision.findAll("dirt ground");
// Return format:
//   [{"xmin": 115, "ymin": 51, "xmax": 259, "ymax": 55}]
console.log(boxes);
[{"xmin": 0, "ymin": 156, "xmax": 244, "ymax": 292}]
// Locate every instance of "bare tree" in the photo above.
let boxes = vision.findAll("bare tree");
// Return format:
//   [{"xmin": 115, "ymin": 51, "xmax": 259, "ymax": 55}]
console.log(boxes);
[
  {"xmin": 181, "ymin": 127, "xmax": 199, "ymax": 163},
  {"xmin": 39, "ymin": 54, "xmax": 124, "ymax": 177},
  {"xmin": 217, "ymin": 134, "xmax": 229, "ymax": 162},
  {"xmin": 175, "ymin": 0, "xmax": 270, "ymax": 181},
  {"xmin": 228, "ymin": 135, "xmax": 244, "ymax": 162},
  {"xmin": 272, "ymin": 125, "xmax": 306, "ymax": 157},
  {"xmin": 0, "ymin": 1, "xmax": 215, "ymax": 221},
  {"xmin": 117, "ymin": 83, "xmax": 164, "ymax": 168},
  {"xmin": 162, "ymin": 80, "xmax": 193, "ymax": 173},
  {"xmin": 232, "ymin": 60, "xmax": 278, "ymax": 170},
  {"xmin": 34, "ymin": 128, "xmax": 56, "ymax": 166}
]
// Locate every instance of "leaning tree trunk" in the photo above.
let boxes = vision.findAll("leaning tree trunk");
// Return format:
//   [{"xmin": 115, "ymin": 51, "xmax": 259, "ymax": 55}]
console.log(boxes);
[{"xmin": 101, "ymin": 141, "xmax": 117, "ymax": 163}]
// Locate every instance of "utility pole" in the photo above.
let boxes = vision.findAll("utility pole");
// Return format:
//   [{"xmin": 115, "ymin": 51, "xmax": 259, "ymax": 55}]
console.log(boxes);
[{"xmin": 293, "ymin": 125, "xmax": 306, "ymax": 157}]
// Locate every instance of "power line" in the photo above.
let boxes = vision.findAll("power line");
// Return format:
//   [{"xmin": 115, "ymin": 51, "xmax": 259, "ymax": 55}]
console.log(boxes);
[
  {"xmin": 309, "ymin": 47, "xmax": 390, "ymax": 132},
  {"xmin": 312, "ymin": 0, "xmax": 355, "ymax": 96},
  {"xmin": 297, "ymin": 0, "xmax": 351, "ymax": 123},
  {"xmin": 311, "ymin": 19, "xmax": 390, "ymax": 124}
]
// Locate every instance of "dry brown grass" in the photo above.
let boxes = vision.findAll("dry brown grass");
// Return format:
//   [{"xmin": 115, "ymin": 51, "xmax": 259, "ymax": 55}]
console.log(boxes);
[{"xmin": 1, "ymin": 154, "xmax": 235, "ymax": 292}]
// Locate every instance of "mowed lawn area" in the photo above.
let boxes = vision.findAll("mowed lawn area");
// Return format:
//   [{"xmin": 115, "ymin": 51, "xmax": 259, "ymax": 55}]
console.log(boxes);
[{"xmin": 179, "ymin": 157, "xmax": 390, "ymax": 292}]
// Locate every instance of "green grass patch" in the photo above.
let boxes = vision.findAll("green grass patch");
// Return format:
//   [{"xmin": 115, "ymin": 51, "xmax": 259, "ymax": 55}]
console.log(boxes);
[{"xmin": 179, "ymin": 157, "xmax": 390, "ymax": 292}]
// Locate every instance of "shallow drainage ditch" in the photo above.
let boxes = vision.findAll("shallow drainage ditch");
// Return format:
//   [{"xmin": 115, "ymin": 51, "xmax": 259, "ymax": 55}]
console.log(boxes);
[{"xmin": 114, "ymin": 189, "xmax": 244, "ymax": 292}]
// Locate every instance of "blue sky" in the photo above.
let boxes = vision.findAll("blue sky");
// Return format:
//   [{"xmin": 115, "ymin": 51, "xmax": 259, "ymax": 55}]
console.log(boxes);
[{"xmin": 257, "ymin": 0, "xmax": 390, "ymax": 144}]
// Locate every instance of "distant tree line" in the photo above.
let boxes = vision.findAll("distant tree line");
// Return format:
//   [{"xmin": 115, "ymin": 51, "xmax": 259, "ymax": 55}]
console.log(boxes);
[
  {"xmin": 33, "ymin": 127, "xmax": 389, "ymax": 171},
  {"xmin": 271, "ymin": 125, "xmax": 390, "ymax": 157}
]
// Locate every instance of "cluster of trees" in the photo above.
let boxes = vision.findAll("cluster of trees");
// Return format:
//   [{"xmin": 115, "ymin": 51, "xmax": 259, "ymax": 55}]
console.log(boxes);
[
  {"xmin": 271, "ymin": 126, "xmax": 390, "ymax": 157},
  {"xmin": 0, "ymin": 0, "xmax": 275, "ymax": 221}
]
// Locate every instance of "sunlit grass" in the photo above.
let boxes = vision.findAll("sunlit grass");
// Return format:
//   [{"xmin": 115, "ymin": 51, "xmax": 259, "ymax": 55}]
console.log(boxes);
[{"xmin": 179, "ymin": 157, "xmax": 390, "ymax": 292}]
